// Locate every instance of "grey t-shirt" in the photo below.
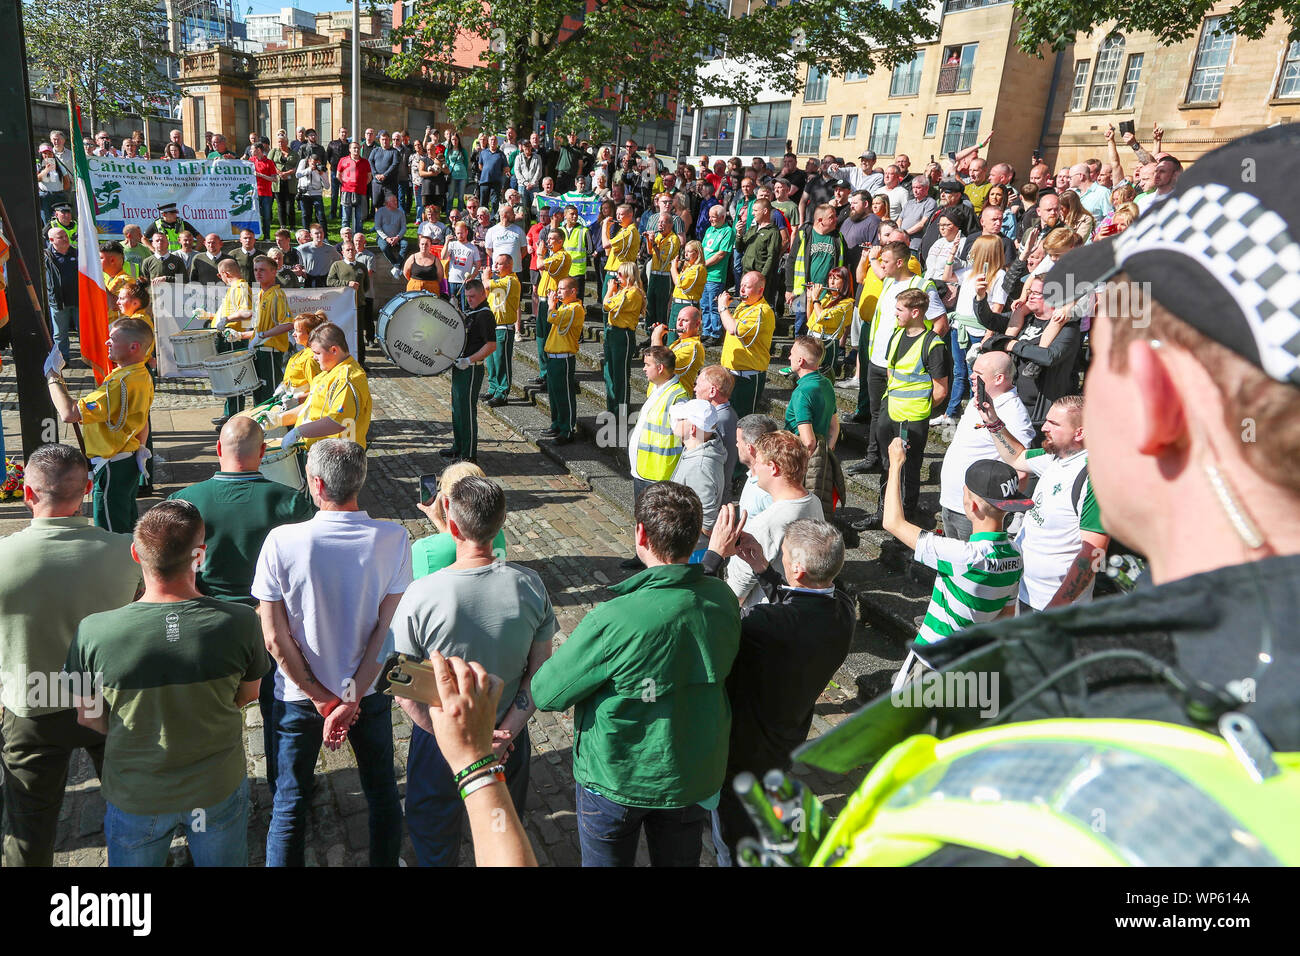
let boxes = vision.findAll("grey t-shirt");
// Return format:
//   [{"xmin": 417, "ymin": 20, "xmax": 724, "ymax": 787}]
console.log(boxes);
[
  {"xmin": 712, "ymin": 402, "xmax": 739, "ymax": 497},
  {"xmin": 727, "ymin": 494, "xmax": 825, "ymax": 608},
  {"xmin": 670, "ymin": 438, "xmax": 728, "ymax": 547},
  {"xmin": 386, "ymin": 561, "xmax": 556, "ymax": 722}
]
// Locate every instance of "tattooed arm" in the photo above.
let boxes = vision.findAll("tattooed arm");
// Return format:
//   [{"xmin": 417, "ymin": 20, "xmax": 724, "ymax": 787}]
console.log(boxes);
[
  {"xmin": 493, "ymin": 638, "xmax": 552, "ymax": 759},
  {"xmin": 1046, "ymin": 531, "xmax": 1110, "ymax": 609}
]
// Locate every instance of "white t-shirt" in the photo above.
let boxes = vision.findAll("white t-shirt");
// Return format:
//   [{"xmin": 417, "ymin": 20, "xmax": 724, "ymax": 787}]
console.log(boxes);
[
  {"xmin": 727, "ymin": 494, "xmax": 824, "ymax": 608},
  {"xmin": 954, "ymin": 266, "xmax": 1008, "ymax": 317},
  {"xmin": 868, "ymin": 275, "xmax": 947, "ymax": 368},
  {"xmin": 444, "ymin": 241, "xmax": 482, "ymax": 284},
  {"xmin": 485, "ymin": 223, "xmax": 528, "ymax": 273},
  {"xmin": 1014, "ymin": 448, "xmax": 1103, "ymax": 610},
  {"xmin": 883, "ymin": 184, "xmax": 908, "ymax": 220},
  {"xmin": 938, "ymin": 388, "xmax": 1036, "ymax": 513},
  {"xmin": 253, "ymin": 511, "xmax": 412, "ymax": 702}
]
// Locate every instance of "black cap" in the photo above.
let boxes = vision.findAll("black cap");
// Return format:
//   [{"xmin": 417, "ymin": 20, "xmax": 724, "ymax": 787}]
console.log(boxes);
[
  {"xmin": 158, "ymin": 201, "xmax": 178, "ymax": 213},
  {"xmin": 832, "ymin": 178, "xmax": 852, "ymax": 190},
  {"xmin": 938, "ymin": 180, "xmax": 966, "ymax": 195},
  {"xmin": 936, "ymin": 208, "xmax": 963, "ymax": 227},
  {"xmin": 964, "ymin": 459, "xmax": 1034, "ymax": 512},
  {"xmin": 52, "ymin": 202, "xmax": 72, "ymax": 212},
  {"xmin": 1043, "ymin": 123, "xmax": 1300, "ymax": 387},
  {"xmin": 774, "ymin": 176, "xmax": 793, "ymax": 187}
]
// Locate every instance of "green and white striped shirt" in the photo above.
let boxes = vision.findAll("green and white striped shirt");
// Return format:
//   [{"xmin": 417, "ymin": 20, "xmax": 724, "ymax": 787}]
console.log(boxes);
[{"xmin": 913, "ymin": 531, "xmax": 1023, "ymax": 645}]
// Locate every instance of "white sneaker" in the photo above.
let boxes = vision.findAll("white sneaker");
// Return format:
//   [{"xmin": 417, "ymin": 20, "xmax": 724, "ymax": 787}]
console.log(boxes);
[
  {"xmin": 835, "ymin": 377, "xmax": 859, "ymax": 389},
  {"xmin": 390, "ymin": 266, "xmax": 402, "ymax": 279},
  {"xmin": 929, "ymin": 413, "xmax": 956, "ymax": 426}
]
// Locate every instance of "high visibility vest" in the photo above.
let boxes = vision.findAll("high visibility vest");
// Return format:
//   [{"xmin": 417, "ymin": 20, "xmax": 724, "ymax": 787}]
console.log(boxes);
[
  {"xmin": 884, "ymin": 327, "xmax": 943, "ymax": 422},
  {"xmin": 634, "ymin": 379, "xmax": 688, "ymax": 480},
  {"xmin": 564, "ymin": 224, "xmax": 589, "ymax": 277}
]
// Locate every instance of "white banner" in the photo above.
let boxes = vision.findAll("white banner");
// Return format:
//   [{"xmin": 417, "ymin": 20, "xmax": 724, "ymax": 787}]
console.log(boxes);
[
  {"xmin": 153, "ymin": 283, "xmax": 358, "ymax": 380},
  {"xmin": 86, "ymin": 156, "xmax": 261, "ymax": 241}
]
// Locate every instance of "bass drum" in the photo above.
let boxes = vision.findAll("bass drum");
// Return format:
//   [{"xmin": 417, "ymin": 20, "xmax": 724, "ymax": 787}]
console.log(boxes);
[{"xmin": 376, "ymin": 291, "xmax": 467, "ymax": 376}]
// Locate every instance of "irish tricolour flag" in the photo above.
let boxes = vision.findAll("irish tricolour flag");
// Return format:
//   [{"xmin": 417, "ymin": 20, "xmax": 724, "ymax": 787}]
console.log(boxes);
[{"xmin": 69, "ymin": 98, "xmax": 111, "ymax": 383}]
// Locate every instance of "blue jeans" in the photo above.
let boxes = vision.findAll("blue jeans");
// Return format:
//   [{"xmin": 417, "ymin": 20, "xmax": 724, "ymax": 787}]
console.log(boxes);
[
  {"xmin": 50, "ymin": 306, "xmax": 74, "ymax": 362},
  {"xmin": 380, "ymin": 237, "xmax": 410, "ymax": 268},
  {"xmin": 575, "ymin": 784, "xmax": 708, "ymax": 867},
  {"xmin": 448, "ymin": 178, "xmax": 468, "ymax": 211},
  {"xmin": 701, "ymin": 280, "xmax": 724, "ymax": 339},
  {"xmin": 266, "ymin": 693, "xmax": 402, "ymax": 867},
  {"xmin": 398, "ymin": 180, "xmax": 413, "ymax": 217},
  {"xmin": 405, "ymin": 723, "xmax": 531, "ymax": 867},
  {"xmin": 946, "ymin": 328, "xmax": 969, "ymax": 417},
  {"xmin": 330, "ymin": 171, "xmax": 342, "ymax": 217},
  {"xmin": 258, "ymin": 194, "xmax": 275, "ymax": 238},
  {"xmin": 791, "ymin": 297, "xmax": 808, "ymax": 338},
  {"xmin": 342, "ymin": 192, "xmax": 364, "ymax": 234},
  {"xmin": 105, "ymin": 778, "xmax": 249, "ymax": 867}
]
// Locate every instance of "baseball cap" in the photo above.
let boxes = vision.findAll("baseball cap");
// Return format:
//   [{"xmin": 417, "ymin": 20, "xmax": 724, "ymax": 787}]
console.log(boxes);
[
  {"xmin": 39, "ymin": 144, "xmax": 53, "ymax": 153},
  {"xmin": 1042, "ymin": 123, "xmax": 1300, "ymax": 387},
  {"xmin": 964, "ymin": 459, "xmax": 1034, "ymax": 512},
  {"xmin": 938, "ymin": 179, "xmax": 966, "ymax": 195},
  {"xmin": 832, "ymin": 178, "xmax": 852, "ymax": 190},
  {"xmin": 860, "ymin": 150, "xmax": 877, "ymax": 161},
  {"xmin": 670, "ymin": 398, "xmax": 719, "ymax": 433}
]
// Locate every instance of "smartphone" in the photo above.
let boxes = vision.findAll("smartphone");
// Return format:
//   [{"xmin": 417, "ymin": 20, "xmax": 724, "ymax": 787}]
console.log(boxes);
[
  {"xmin": 898, "ymin": 421, "xmax": 909, "ymax": 449},
  {"xmin": 380, "ymin": 653, "xmax": 441, "ymax": 706},
  {"xmin": 1118, "ymin": 120, "xmax": 1136, "ymax": 137},
  {"xmin": 418, "ymin": 473, "xmax": 439, "ymax": 505},
  {"xmin": 975, "ymin": 375, "xmax": 989, "ymax": 411}
]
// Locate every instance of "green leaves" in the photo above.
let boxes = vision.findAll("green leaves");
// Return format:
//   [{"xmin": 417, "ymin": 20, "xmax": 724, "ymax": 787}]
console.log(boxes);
[
  {"xmin": 24, "ymin": 0, "xmax": 175, "ymax": 130},
  {"xmin": 388, "ymin": 0, "xmax": 940, "ymax": 134},
  {"xmin": 1012, "ymin": 0, "xmax": 1300, "ymax": 54}
]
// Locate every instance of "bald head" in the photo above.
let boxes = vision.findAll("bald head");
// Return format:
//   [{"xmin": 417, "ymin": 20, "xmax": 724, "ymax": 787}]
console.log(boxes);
[
  {"xmin": 678, "ymin": 306, "xmax": 702, "ymax": 334},
  {"xmin": 973, "ymin": 349, "xmax": 1015, "ymax": 396},
  {"xmin": 217, "ymin": 415, "xmax": 267, "ymax": 469}
]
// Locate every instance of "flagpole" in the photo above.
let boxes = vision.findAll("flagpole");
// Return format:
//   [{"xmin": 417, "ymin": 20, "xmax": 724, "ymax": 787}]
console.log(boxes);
[{"xmin": 0, "ymin": 196, "xmax": 86, "ymax": 456}]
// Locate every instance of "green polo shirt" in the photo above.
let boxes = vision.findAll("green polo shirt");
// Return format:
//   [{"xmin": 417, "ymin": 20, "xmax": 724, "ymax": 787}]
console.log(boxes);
[
  {"xmin": 701, "ymin": 225, "xmax": 735, "ymax": 283},
  {"xmin": 532, "ymin": 562, "xmax": 740, "ymax": 808},
  {"xmin": 411, "ymin": 530, "xmax": 508, "ymax": 580},
  {"xmin": 169, "ymin": 471, "xmax": 312, "ymax": 603},
  {"xmin": 786, "ymin": 370, "xmax": 836, "ymax": 438},
  {"xmin": 66, "ymin": 598, "xmax": 267, "ymax": 815},
  {"xmin": 0, "ymin": 517, "xmax": 141, "ymax": 717}
]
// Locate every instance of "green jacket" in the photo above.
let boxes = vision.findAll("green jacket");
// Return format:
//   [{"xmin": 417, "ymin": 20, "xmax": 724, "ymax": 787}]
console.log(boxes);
[
  {"xmin": 532, "ymin": 563, "xmax": 741, "ymax": 808},
  {"xmin": 739, "ymin": 222, "xmax": 782, "ymax": 280}
]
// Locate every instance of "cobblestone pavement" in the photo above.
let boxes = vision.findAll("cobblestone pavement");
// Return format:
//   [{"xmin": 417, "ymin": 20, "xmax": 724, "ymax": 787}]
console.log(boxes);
[{"xmin": 0, "ymin": 343, "xmax": 867, "ymax": 867}]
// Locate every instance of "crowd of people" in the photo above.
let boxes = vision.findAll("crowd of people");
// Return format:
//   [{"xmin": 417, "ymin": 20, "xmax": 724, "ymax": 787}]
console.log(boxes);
[{"xmin": 15, "ymin": 107, "xmax": 1291, "ymax": 870}]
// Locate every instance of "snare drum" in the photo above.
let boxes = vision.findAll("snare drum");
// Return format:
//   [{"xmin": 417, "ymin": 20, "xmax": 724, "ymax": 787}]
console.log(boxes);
[
  {"xmin": 260, "ymin": 440, "xmax": 304, "ymax": 491},
  {"xmin": 171, "ymin": 329, "xmax": 218, "ymax": 374},
  {"xmin": 376, "ymin": 291, "xmax": 467, "ymax": 376},
  {"xmin": 204, "ymin": 349, "xmax": 261, "ymax": 397}
]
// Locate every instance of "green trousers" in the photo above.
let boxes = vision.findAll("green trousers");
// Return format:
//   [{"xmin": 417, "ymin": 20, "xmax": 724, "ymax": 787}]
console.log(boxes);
[
  {"xmin": 93, "ymin": 455, "xmax": 140, "ymax": 533},
  {"xmin": 603, "ymin": 326, "xmax": 635, "ymax": 416},
  {"xmin": 546, "ymin": 354, "xmax": 577, "ymax": 437},
  {"xmin": 1, "ymin": 709, "xmax": 106, "ymax": 867},
  {"xmin": 535, "ymin": 300, "xmax": 551, "ymax": 385},
  {"xmin": 819, "ymin": 339, "xmax": 839, "ymax": 376},
  {"xmin": 252, "ymin": 347, "xmax": 284, "ymax": 406},
  {"xmin": 730, "ymin": 370, "xmax": 766, "ymax": 420},
  {"xmin": 451, "ymin": 363, "xmax": 486, "ymax": 460},
  {"xmin": 486, "ymin": 326, "xmax": 514, "ymax": 399},
  {"xmin": 646, "ymin": 274, "xmax": 671, "ymax": 331}
]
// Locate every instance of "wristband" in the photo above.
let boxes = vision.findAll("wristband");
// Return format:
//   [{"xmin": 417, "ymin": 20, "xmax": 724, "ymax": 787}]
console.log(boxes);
[
  {"xmin": 983, "ymin": 419, "xmax": 1004, "ymax": 433},
  {"xmin": 453, "ymin": 754, "xmax": 498, "ymax": 782},
  {"xmin": 459, "ymin": 771, "xmax": 505, "ymax": 801}
]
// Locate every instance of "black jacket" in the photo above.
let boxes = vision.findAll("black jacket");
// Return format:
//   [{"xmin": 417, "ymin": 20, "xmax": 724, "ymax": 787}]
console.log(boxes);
[{"xmin": 978, "ymin": 307, "xmax": 1081, "ymax": 424}]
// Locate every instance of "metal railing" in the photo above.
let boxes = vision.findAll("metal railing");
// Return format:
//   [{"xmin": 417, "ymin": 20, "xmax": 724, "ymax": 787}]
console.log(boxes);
[{"xmin": 937, "ymin": 63, "xmax": 974, "ymax": 94}]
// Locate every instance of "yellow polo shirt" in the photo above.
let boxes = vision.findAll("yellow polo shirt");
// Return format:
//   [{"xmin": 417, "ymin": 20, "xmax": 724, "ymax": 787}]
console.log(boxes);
[
  {"xmin": 605, "ymin": 223, "xmax": 640, "ymax": 272},
  {"xmin": 810, "ymin": 294, "xmax": 855, "ymax": 339},
  {"xmin": 536, "ymin": 250, "xmax": 572, "ymax": 298},
  {"xmin": 671, "ymin": 263, "xmax": 705, "ymax": 302},
  {"xmin": 78, "ymin": 361, "xmax": 154, "ymax": 459},
  {"xmin": 647, "ymin": 232, "xmax": 681, "ymax": 274},
  {"xmin": 253, "ymin": 284, "xmax": 290, "ymax": 352},
  {"xmin": 214, "ymin": 279, "xmax": 252, "ymax": 332},
  {"xmin": 603, "ymin": 287, "xmax": 644, "ymax": 330},
  {"xmin": 544, "ymin": 300, "xmax": 584, "ymax": 354},
  {"xmin": 105, "ymin": 271, "xmax": 131, "ymax": 325},
  {"xmin": 670, "ymin": 335, "xmax": 706, "ymax": 394},
  {"xmin": 487, "ymin": 274, "xmax": 522, "ymax": 326},
  {"xmin": 300, "ymin": 356, "xmax": 372, "ymax": 449},
  {"xmin": 282, "ymin": 347, "xmax": 321, "ymax": 393},
  {"xmin": 721, "ymin": 299, "xmax": 775, "ymax": 373}
]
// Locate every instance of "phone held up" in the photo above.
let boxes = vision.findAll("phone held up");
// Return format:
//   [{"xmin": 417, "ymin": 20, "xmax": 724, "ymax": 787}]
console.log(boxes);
[
  {"xmin": 1118, "ymin": 120, "xmax": 1136, "ymax": 137},
  {"xmin": 418, "ymin": 473, "xmax": 439, "ymax": 506}
]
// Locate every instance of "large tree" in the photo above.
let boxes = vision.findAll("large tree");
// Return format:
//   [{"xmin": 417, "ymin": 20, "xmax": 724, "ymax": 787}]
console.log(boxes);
[
  {"xmin": 389, "ymin": 0, "xmax": 939, "ymax": 137},
  {"xmin": 24, "ymin": 0, "xmax": 175, "ymax": 133},
  {"xmin": 1013, "ymin": 0, "xmax": 1300, "ymax": 52}
]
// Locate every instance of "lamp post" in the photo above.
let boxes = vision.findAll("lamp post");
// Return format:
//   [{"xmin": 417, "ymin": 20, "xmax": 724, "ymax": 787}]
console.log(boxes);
[{"xmin": 351, "ymin": 0, "xmax": 359, "ymax": 143}]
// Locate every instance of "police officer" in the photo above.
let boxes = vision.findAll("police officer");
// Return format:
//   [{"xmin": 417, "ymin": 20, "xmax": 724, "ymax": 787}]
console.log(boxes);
[
  {"xmin": 143, "ymin": 201, "xmax": 201, "ymax": 247},
  {"xmin": 45, "ymin": 202, "xmax": 77, "ymax": 247}
]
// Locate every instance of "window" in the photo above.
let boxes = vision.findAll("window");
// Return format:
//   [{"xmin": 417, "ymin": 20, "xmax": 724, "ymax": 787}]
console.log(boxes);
[
  {"xmin": 1069, "ymin": 60, "xmax": 1091, "ymax": 111},
  {"xmin": 797, "ymin": 116, "xmax": 823, "ymax": 154},
  {"xmin": 315, "ymin": 97, "xmax": 331, "ymax": 137},
  {"xmin": 192, "ymin": 97, "xmax": 206, "ymax": 150},
  {"xmin": 1187, "ymin": 16, "xmax": 1234, "ymax": 104},
  {"xmin": 696, "ymin": 106, "xmax": 736, "ymax": 154},
  {"xmin": 869, "ymin": 113, "xmax": 901, "ymax": 154},
  {"xmin": 257, "ymin": 98, "xmax": 271, "ymax": 139},
  {"xmin": 845, "ymin": 69, "xmax": 869, "ymax": 82},
  {"xmin": 804, "ymin": 64, "xmax": 828, "ymax": 103},
  {"xmin": 740, "ymin": 102, "xmax": 789, "ymax": 155},
  {"xmin": 940, "ymin": 108, "xmax": 981, "ymax": 153},
  {"xmin": 234, "ymin": 99, "xmax": 251, "ymax": 146},
  {"xmin": 1088, "ymin": 34, "xmax": 1125, "ymax": 110},
  {"xmin": 924, "ymin": 114, "xmax": 938, "ymax": 137},
  {"xmin": 280, "ymin": 98, "xmax": 296, "ymax": 137},
  {"xmin": 890, "ymin": 51, "xmax": 924, "ymax": 97},
  {"xmin": 1277, "ymin": 41, "xmax": 1300, "ymax": 98},
  {"xmin": 408, "ymin": 108, "xmax": 436, "ymax": 135},
  {"xmin": 938, "ymin": 44, "xmax": 976, "ymax": 93},
  {"xmin": 829, "ymin": 115, "xmax": 842, "ymax": 139},
  {"xmin": 1118, "ymin": 54, "xmax": 1144, "ymax": 109},
  {"xmin": 843, "ymin": 114, "xmax": 858, "ymax": 139}
]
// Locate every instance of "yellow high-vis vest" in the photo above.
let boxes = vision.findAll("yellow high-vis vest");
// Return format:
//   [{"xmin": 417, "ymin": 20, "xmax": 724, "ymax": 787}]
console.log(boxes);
[{"xmin": 634, "ymin": 379, "xmax": 688, "ymax": 480}]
